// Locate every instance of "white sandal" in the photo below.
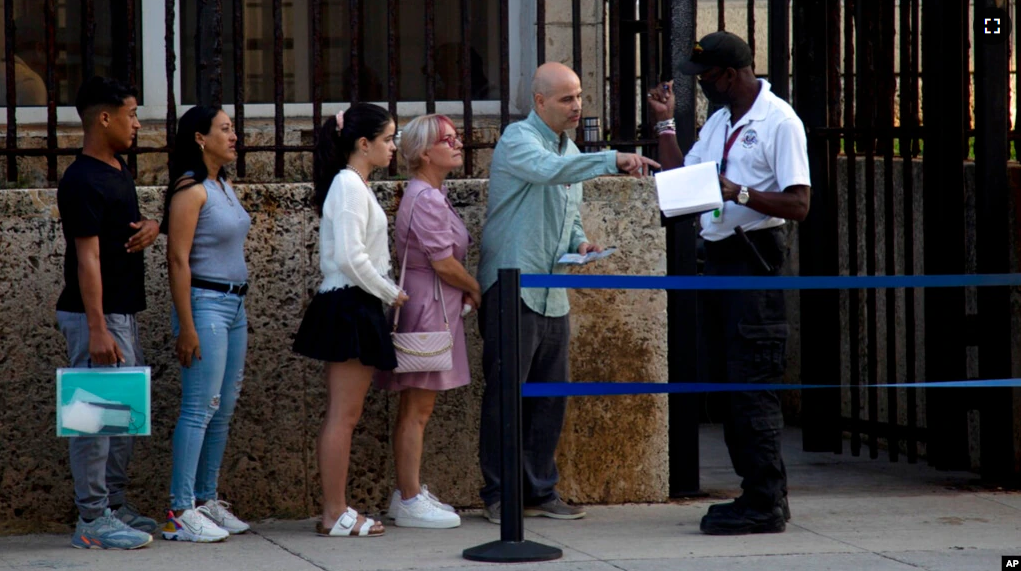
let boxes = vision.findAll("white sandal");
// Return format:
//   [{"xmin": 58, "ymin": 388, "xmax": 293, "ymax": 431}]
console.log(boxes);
[{"xmin": 316, "ymin": 507, "xmax": 385, "ymax": 537}]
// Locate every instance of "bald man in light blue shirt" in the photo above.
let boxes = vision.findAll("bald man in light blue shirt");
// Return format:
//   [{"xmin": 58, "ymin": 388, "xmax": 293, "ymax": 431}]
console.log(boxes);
[{"xmin": 476, "ymin": 62, "xmax": 658, "ymax": 523}]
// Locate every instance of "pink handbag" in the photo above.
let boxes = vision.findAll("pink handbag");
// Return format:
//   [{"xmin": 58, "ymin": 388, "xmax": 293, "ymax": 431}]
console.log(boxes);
[{"xmin": 390, "ymin": 192, "xmax": 454, "ymax": 374}]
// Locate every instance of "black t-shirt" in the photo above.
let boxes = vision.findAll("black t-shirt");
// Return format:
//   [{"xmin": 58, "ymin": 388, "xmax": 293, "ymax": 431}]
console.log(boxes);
[{"xmin": 56, "ymin": 154, "xmax": 147, "ymax": 315}]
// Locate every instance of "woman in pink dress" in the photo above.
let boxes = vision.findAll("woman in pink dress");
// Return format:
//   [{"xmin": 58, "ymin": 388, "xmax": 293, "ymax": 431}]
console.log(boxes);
[{"xmin": 378, "ymin": 115, "xmax": 480, "ymax": 529}]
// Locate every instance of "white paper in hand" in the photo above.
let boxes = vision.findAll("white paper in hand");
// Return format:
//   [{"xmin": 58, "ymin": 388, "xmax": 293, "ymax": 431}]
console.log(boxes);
[{"xmin": 654, "ymin": 161, "xmax": 724, "ymax": 218}]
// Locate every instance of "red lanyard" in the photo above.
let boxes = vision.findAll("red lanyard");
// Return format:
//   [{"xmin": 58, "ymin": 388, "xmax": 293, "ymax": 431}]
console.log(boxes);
[{"xmin": 720, "ymin": 124, "xmax": 744, "ymax": 175}]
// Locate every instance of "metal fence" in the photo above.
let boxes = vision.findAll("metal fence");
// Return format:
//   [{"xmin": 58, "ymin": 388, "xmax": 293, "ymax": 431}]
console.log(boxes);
[{"xmin": 2, "ymin": 0, "xmax": 676, "ymax": 184}]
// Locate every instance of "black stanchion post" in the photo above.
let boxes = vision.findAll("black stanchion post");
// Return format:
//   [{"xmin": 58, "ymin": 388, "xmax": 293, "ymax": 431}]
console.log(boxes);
[{"xmin": 463, "ymin": 268, "xmax": 563, "ymax": 563}]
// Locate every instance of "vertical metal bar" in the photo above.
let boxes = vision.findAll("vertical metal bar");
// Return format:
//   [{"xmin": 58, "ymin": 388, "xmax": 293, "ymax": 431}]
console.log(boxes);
[
  {"xmin": 461, "ymin": 0, "xmax": 473, "ymax": 175},
  {"xmin": 900, "ymin": 0, "xmax": 917, "ymax": 463},
  {"xmin": 642, "ymin": 0, "xmax": 658, "ymax": 144},
  {"xmin": 349, "ymin": 0, "xmax": 360, "ymax": 103},
  {"xmin": 425, "ymin": 0, "xmax": 435, "ymax": 113},
  {"xmin": 572, "ymin": 0, "xmax": 582, "ymax": 151},
  {"xmin": 272, "ymin": 0, "xmax": 284, "ymax": 178},
  {"xmin": 5, "ymin": 2, "xmax": 18, "ymax": 182},
  {"xmin": 536, "ymin": 0, "xmax": 545, "ymax": 65},
  {"xmin": 845, "ymin": 0, "xmax": 860, "ymax": 458},
  {"xmin": 196, "ymin": 0, "xmax": 224, "ymax": 106},
  {"xmin": 233, "ymin": 0, "xmax": 247, "ymax": 178},
  {"xmin": 963, "ymin": 3, "xmax": 972, "ymax": 158},
  {"xmin": 906, "ymin": 0, "xmax": 919, "ymax": 463},
  {"xmin": 310, "ymin": 0, "xmax": 321, "ymax": 158},
  {"xmin": 1016, "ymin": 0, "xmax": 1021, "ymax": 160},
  {"xmin": 793, "ymin": 0, "xmax": 840, "ymax": 455},
  {"xmin": 856, "ymin": 0, "xmax": 879, "ymax": 461},
  {"xmin": 717, "ymin": 0, "xmax": 725, "ymax": 30},
  {"xmin": 666, "ymin": 0, "xmax": 701, "ymax": 497},
  {"xmin": 387, "ymin": 0, "xmax": 399, "ymax": 176},
  {"xmin": 974, "ymin": 0, "xmax": 1016, "ymax": 483},
  {"xmin": 881, "ymin": 0, "xmax": 897, "ymax": 462},
  {"xmin": 827, "ymin": 0, "xmax": 840, "ymax": 131},
  {"xmin": 923, "ymin": 0, "xmax": 970, "ymax": 472},
  {"xmin": 44, "ymin": 0, "xmax": 57, "ymax": 183},
  {"xmin": 82, "ymin": 0, "xmax": 96, "ymax": 82},
  {"xmin": 609, "ymin": 0, "xmax": 621, "ymax": 144},
  {"xmin": 500, "ymin": 0, "xmax": 510, "ymax": 132},
  {"xmin": 747, "ymin": 0, "xmax": 755, "ymax": 63},
  {"xmin": 166, "ymin": 0, "xmax": 177, "ymax": 172},
  {"xmin": 768, "ymin": 0, "xmax": 790, "ymax": 101},
  {"xmin": 126, "ymin": 0, "xmax": 136, "ymax": 85},
  {"xmin": 126, "ymin": 0, "xmax": 138, "ymax": 176}
]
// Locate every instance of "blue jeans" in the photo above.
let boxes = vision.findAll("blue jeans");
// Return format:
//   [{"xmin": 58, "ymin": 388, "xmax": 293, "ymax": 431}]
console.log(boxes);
[
  {"xmin": 56, "ymin": 311, "xmax": 144, "ymax": 520},
  {"xmin": 169, "ymin": 287, "xmax": 247, "ymax": 510}
]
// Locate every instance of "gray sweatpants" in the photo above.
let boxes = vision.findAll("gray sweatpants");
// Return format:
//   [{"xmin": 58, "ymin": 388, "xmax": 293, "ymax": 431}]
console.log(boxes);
[{"xmin": 56, "ymin": 311, "xmax": 145, "ymax": 520}]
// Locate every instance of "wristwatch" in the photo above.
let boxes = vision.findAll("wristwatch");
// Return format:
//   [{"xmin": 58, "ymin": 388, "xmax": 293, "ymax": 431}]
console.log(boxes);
[{"xmin": 737, "ymin": 185, "xmax": 750, "ymax": 205}]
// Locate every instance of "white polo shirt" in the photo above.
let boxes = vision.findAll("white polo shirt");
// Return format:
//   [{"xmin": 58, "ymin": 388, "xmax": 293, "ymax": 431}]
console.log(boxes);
[{"xmin": 684, "ymin": 79, "xmax": 811, "ymax": 242}]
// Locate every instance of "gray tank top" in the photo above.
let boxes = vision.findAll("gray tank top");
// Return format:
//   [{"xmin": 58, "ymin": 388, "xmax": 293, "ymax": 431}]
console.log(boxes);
[{"xmin": 189, "ymin": 175, "xmax": 251, "ymax": 284}]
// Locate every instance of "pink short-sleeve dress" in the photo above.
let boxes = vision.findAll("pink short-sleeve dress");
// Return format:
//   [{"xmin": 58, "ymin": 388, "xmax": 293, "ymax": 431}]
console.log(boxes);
[{"xmin": 375, "ymin": 178, "xmax": 472, "ymax": 392}]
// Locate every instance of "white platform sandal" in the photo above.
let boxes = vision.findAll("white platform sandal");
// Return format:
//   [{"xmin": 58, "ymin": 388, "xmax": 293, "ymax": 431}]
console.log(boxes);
[{"xmin": 316, "ymin": 507, "xmax": 385, "ymax": 538}]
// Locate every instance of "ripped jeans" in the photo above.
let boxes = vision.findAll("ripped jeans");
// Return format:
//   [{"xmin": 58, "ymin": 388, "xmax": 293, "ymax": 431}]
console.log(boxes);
[
  {"xmin": 702, "ymin": 226, "xmax": 789, "ymax": 510},
  {"xmin": 169, "ymin": 286, "xmax": 247, "ymax": 510}
]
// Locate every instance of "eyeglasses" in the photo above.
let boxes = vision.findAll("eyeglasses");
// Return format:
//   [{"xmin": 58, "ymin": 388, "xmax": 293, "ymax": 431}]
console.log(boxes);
[{"xmin": 436, "ymin": 134, "xmax": 462, "ymax": 148}]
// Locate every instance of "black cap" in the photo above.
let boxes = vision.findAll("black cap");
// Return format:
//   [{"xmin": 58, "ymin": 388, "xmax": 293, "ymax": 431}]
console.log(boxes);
[{"xmin": 679, "ymin": 31, "xmax": 753, "ymax": 75}]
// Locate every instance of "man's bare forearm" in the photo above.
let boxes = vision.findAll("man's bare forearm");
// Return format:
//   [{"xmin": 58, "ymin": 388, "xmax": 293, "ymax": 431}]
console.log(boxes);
[
  {"xmin": 77, "ymin": 255, "xmax": 107, "ymax": 331},
  {"xmin": 659, "ymin": 133, "xmax": 685, "ymax": 170}
]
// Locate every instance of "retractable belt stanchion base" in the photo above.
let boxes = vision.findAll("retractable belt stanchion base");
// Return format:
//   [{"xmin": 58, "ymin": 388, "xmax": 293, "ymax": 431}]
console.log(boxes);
[
  {"xmin": 463, "ymin": 540, "xmax": 564, "ymax": 563},
  {"xmin": 463, "ymin": 269, "xmax": 563, "ymax": 563}
]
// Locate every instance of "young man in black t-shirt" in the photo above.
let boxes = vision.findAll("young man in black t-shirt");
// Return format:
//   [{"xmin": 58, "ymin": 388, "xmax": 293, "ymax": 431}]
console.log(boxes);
[{"xmin": 55, "ymin": 76, "xmax": 160, "ymax": 550}]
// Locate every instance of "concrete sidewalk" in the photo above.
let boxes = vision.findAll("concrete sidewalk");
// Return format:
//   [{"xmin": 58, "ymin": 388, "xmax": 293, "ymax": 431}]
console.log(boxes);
[{"xmin": 2, "ymin": 426, "xmax": 1020, "ymax": 571}]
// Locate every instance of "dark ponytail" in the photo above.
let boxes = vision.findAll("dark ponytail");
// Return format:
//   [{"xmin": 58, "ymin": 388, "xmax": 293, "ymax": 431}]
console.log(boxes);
[
  {"xmin": 313, "ymin": 103, "xmax": 394, "ymax": 217},
  {"xmin": 161, "ymin": 106, "xmax": 228, "ymax": 234}
]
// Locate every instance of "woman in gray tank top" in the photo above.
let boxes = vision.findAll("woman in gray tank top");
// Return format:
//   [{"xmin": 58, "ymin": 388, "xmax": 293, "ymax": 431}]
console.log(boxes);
[{"xmin": 160, "ymin": 106, "xmax": 251, "ymax": 543}]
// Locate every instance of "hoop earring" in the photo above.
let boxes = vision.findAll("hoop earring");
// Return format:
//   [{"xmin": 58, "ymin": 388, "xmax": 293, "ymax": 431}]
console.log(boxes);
[{"xmin": 200, "ymin": 144, "xmax": 205, "ymax": 152}]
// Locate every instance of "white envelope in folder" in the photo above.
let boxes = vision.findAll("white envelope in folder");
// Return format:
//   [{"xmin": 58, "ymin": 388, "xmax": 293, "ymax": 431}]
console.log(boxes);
[{"xmin": 654, "ymin": 161, "xmax": 724, "ymax": 217}]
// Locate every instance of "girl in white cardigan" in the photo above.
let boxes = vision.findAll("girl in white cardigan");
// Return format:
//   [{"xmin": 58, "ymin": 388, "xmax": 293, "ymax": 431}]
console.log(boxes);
[{"xmin": 293, "ymin": 103, "xmax": 407, "ymax": 538}]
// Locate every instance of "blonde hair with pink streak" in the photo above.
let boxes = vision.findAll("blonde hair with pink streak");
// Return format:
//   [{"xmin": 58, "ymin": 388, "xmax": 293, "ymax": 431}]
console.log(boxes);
[{"xmin": 399, "ymin": 114, "xmax": 456, "ymax": 175}]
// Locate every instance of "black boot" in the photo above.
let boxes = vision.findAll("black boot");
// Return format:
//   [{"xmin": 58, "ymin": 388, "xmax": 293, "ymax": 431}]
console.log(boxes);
[
  {"xmin": 700, "ymin": 503, "xmax": 786, "ymax": 535},
  {"xmin": 707, "ymin": 496, "xmax": 791, "ymax": 521}
]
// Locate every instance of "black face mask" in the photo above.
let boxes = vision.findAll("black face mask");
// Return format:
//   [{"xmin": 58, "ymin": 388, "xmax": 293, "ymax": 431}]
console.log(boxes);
[{"xmin": 699, "ymin": 72, "xmax": 731, "ymax": 105}]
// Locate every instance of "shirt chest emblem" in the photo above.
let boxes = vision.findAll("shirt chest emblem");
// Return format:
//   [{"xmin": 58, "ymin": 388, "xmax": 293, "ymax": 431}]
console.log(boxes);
[{"xmin": 740, "ymin": 129, "xmax": 759, "ymax": 149}]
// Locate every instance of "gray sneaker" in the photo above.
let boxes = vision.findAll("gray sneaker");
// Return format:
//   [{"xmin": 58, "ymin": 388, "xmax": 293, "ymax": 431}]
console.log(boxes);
[
  {"xmin": 71, "ymin": 508, "xmax": 153, "ymax": 550},
  {"xmin": 113, "ymin": 502, "xmax": 159, "ymax": 533},
  {"xmin": 483, "ymin": 502, "xmax": 501, "ymax": 524},
  {"xmin": 523, "ymin": 498, "xmax": 586, "ymax": 520}
]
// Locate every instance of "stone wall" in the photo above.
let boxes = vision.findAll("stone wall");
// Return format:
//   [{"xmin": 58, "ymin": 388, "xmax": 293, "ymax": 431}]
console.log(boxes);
[{"xmin": 0, "ymin": 176, "xmax": 668, "ymax": 530}]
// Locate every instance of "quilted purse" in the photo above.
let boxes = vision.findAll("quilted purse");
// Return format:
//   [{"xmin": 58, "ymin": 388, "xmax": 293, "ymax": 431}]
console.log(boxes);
[{"xmin": 390, "ymin": 191, "xmax": 454, "ymax": 374}]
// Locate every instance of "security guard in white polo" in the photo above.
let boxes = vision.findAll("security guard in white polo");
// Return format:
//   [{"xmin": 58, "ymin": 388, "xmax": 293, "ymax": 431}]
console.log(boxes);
[{"xmin": 652, "ymin": 30, "xmax": 811, "ymax": 536}]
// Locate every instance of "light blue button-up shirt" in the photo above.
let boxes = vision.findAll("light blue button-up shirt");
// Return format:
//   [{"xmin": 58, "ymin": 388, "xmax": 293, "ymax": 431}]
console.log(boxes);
[{"xmin": 478, "ymin": 111, "xmax": 619, "ymax": 317}]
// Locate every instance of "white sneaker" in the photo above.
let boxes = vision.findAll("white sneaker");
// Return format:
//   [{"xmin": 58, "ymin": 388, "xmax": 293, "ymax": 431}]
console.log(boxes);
[
  {"xmin": 421, "ymin": 485, "xmax": 455, "ymax": 513},
  {"xmin": 392, "ymin": 493, "xmax": 461, "ymax": 529},
  {"xmin": 161, "ymin": 508, "xmax": 229, "ymax": 543},
  {"xmin": 388, "ymin": 485, "xmax": 454, "ymax": 519},
  {"xmin": 197, "ymin": 500, "xmax": 250, "ymax": 534}
]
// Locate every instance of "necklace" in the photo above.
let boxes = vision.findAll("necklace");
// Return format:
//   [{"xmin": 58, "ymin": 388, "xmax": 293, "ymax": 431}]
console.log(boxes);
[{"xmin": 345, "ymin": 164, "xmax": 369, "ymax": 185}]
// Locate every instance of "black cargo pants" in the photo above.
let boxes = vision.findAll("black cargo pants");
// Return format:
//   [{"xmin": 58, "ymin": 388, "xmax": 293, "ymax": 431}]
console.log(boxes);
[{"xmin": 702, "ymin": 226, "xmax": 789, "ymax": 510}]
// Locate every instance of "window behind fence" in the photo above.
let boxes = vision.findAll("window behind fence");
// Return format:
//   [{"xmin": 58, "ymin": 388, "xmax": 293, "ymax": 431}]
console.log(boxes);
[
  {"xmin": 0, "ymin": 0, "xmax": 142, "ymax": 106},
  {"xmin": 180, "ymin": 0, "xmax": 500, "ymax": 104}
]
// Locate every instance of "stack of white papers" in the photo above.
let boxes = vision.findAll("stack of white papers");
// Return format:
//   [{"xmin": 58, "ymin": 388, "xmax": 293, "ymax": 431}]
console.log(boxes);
[{"xmin": 654, "ymin": 161, "xmax": 724, "ymax": 218}]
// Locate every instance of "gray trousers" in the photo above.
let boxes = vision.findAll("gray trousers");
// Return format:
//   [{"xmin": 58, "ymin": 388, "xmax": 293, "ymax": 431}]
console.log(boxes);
[
  {"xmin": 478, "ymin": 286, "xmax": 570, "ymax": 507},
  {"xmin": 56, "ymin": 311, "xmax": 145, "ymax": 520}
]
